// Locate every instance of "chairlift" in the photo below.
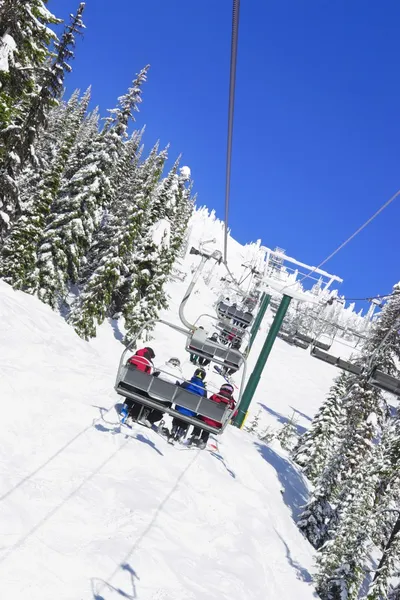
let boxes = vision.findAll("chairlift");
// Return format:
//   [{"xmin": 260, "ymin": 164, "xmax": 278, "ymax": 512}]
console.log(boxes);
[
  {"xmin": 116, "ymin": 339, "xmax": 237, "ymax": 434},
  {"xmin": 368, "ymin": 368, "xmax": 400, "ymax": 397},
  {"xmin": 115, "ymin": 242, "xmax": 247, "ymax": 435},
  {"xmin": 310, "ymin": 346, "xmax": 362, "ymax": 376},
  {"xmin": 294, "ymin": 331, "xmax": 314, "ymax": 346},
  {"xmin": 292, "ymin": 337, "xmax": 310, "ymax": 350},
  {"xmin": 188, "ymin": 317, "xmax": 247, "ymax": 372}
]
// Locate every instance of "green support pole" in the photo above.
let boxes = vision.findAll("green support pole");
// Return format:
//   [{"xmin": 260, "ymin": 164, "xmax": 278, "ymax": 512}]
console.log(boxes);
[
  {"xmin": 247, "ymin": 292, "xmax": 271, "ymax": 353},
  {"xmin": 233, "ymin": 294, "xmax": 292, "ymax": 429}
]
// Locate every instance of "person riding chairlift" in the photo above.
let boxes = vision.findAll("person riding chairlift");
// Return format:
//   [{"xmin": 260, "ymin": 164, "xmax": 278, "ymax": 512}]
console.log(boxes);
[
  {"xmin": 145, "ymin": 357, "xmax": 183, "ymax": 428},
  {"xmin": 120, "ymin": 347, "xmax": 155, "ymax": 424},
  {"xmin": 169, "ymin": 367, "xmax": 207, "ymax": 443},
  {"xmin": 189, "ymin": 383, "xmax": 236, "ymax": 449},
  {"xmin": 197, "ymin": 332, "xmax": 219, "ymax": 367}
]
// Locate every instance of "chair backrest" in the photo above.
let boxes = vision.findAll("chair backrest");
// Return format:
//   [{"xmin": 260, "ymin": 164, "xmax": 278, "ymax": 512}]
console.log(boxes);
[
  {"xmin": 311, "ymin": 347, "xmax": 338, "ymax": 365},
  {"xmin": 119, "ymin": 365, "xmax": 229, "ymax": 421},
  {"xmin": 188, "ymin": 329, "xmax": 243, "ymax": 369},
  {"xmin": 369, "ymin": 369, "xmax": 400, "ymax": 397}
]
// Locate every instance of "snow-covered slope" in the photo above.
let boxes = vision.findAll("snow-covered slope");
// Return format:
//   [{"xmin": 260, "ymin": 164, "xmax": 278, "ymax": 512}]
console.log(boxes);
[{"xmin": 0, "ymin": 211, "xmax": 339, "ymax": 599}]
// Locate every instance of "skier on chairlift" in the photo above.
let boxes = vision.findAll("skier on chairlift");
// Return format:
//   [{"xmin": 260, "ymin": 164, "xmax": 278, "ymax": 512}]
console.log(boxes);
[
  {"xmin": 198, "ymin": 332, "xmax": 219, "ymax": 366},
  {"xmin": 145, "ymin": 357, "xmax": 183, "ymax": 430},
  {"xmin": 120, "ymin": 347, "xmax": 155, "ymax": 425},
  {"xmin": 169, "ymin": 367, "xmax": 207, "ymax": 444},
  {"xmin": 189, "ymin": 383, "xmax": 236, "ymax": 449}
]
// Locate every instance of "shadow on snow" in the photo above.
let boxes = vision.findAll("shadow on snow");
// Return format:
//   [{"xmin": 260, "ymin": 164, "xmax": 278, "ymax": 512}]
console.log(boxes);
[
  {"xmin": 258, "ymin": 403, "xmax": 307, "ymax": 436},
  {"xmin": 209, "ymin": 451, "xmax": 236, "ymax": 479},
  {"xmin": 91, "ymin": 563, "xmax": 139, "ymax": 599},
  {"xmin": 289, "ymin": 406, "xmax": 312, "ymax": 423},
  {"xmin": 255, "ymin": 442, "xmax": 309, "ymax": 521},
  {"xmin": 109, "ymin": 318, "xmax": 125, "ymax": 344},
  {"xmin": 94, "ymin": 406, "xmax": 164, "ymax": 457}
]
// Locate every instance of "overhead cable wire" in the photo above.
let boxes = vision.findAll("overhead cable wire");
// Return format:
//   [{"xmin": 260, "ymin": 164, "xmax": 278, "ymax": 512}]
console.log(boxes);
[
  {"xmin": 223, "ymin": 0, "xmax": 240, "ymax": 265},
  {"xmin": 280, "ymin": 188, "xmax": 400, "ymax": 295}
]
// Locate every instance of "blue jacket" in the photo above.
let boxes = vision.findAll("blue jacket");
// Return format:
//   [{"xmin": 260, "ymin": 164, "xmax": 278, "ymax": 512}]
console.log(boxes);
[{"xmin": 175, "ymin": 376, "xmax": 207, "ymax": 417}]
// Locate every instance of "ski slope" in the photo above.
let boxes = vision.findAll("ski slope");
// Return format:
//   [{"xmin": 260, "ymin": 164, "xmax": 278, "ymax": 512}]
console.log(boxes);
[{"xmin": 0, "ymin": 212, "xmax": 339, "ymax": 599}]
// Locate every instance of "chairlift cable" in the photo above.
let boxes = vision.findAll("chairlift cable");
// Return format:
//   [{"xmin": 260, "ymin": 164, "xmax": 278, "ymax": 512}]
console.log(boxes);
[
  {"xmin": 280, "ymin": 188, "xmax": 400, "ymax": 295},
  {"xmin": 223, "ymin": 0, "xmax": 240, "ymax": 266}
]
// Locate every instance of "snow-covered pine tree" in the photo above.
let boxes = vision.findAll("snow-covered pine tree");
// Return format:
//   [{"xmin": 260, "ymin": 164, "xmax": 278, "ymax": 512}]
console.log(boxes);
[
  {"xmin": 389, "ymin": 582, "xmax": 400, "ymax": 599},
  {"xmin": 245, "ymin": 409, "xmax": 261, "ymax": 435},
  {"xmin": 0, "ymin": 3, "xmax": 85, "ymax": 239},
  {"xmin": 366, "ymin": 518, "xmax": 400, "ymax": 600},
  {"xmin": 305, "ymin": 286, "xmax": 400, "ymax": 591},
  {"xmin": 0, "ymin": 1, "xmax": 59, "ymax": 129},
  {"xmin": 66, "ymin": 135, "xmax": 161, "ymax": 340},
  {"xmin": 292, "ymin": 371, "xmax": 350, "ymax": 483},
  {"xmin": 108, "ymin": 143, "xmax": 166, "ymax": 318},
  {"xmin": 297, "ymin": 463, "xmax": 337, "ymax": 549},
  {"xmin": 122, "ymin": 162, "xmax": 193, "ymax": 343},
  {"xmin": 277, "ymin": 412, "xmax": 299, "ymax": 450},
  {"xmin": 299, "ymin": 287, "xmax": 400, "ymax": 546},
  {"xmin": 315, "ymin": 434, "xmax": 383, "ymax": 600},
  {"xmin": 17, "ymin": 3, "xmax": 86, "ymax": 167},
  {"xmin": 36, "ymin": 67, "xmax": 149, "ymax": 309},
  {"xmin": 0, "ymin": 88, "xmax": 90, "ymax": 290}
]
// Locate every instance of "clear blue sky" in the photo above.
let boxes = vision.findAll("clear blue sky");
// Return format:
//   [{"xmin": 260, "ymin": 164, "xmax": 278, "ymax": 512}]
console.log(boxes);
[{"xmin": 53, "ymin": 0, "xmax": 400, "ymax": 309}]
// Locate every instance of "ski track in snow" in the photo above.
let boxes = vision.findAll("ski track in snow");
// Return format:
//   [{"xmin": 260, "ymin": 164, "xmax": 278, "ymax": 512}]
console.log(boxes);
[{"xmin": 0, "ymin": 214, "xmax": 335, "ymax": 599}]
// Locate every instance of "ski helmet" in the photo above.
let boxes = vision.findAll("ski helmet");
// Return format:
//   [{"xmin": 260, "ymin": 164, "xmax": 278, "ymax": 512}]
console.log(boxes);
[
  {"xmin": 194, "ymin": 367, "xmax": 206, "ymax": 381},
  {"xmin": 220, "ymin": 383, "xmax": 234, "ymax": 394},
  {"xmin": 168, "ymin": 357, "xmax": 181, "ymax": 367}
]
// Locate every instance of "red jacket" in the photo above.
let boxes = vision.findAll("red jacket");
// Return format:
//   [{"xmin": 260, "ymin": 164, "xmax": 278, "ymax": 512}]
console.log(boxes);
[
  {"xmin": 128, "ymin": 348, "xmax": 153, "ymax": 374},
  {"xmin": 201, "ymin": 389, "xmax": 236, "ymax": 428}
]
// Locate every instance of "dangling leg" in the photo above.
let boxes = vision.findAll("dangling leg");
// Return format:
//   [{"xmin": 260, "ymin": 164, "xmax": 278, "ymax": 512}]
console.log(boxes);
[{"xmin": 189, "ymin": 425, "xmax": 202, "ymax": 445}]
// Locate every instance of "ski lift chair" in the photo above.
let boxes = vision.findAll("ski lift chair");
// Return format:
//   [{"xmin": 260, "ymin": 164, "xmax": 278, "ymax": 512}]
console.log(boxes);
[
  {"xmin": 368, "ymin": 368, "xmax": 400, "ymax": 397},
  {"xmin": 294, "ymin": 331, "xmax": 314, "ymax": 345},
  {"xmin": 310, "ymin": 346, "xmax": 362, "ymax": 376},
  {"xmin": 186, "ymin": 325, "xmax": 245, "ymax": 373},
  {"xmin": 115, "ymin": 335, "xmax": 245, "ymax": 434},
  {"xmin": 292, "ymin": 338, "xmax": 310, "ymax": 350},
  {"xmin": 217, "ymin": 321, "xmax": 246, "ymax": 344},
  {"xmin": 277, "ymin": 331, "xmax": 295, "ymax": 344},
  {"xmin": 313, "ymin": 340, "xmax": 332, "ymax": 351},
  {"xmin": 217, "ymin": 300, "xmax": 230, "ymax": 319}
]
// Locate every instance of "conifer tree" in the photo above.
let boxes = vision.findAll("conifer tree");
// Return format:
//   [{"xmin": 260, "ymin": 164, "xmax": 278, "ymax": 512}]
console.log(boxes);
[
  {"xmin": 36, "ymin": 66, "xmax": 149, "ymax": 309},
  {"xmin": 67, "ymin": 136, "xmax": 163, "ymax": 340},
  {"xmin": 277, "ymin": 413, "xmax": 299, "ymax": 450},
  {"xmin": 0, "ymin": 88, "xmax": 90, "ymax": 289},
  {"xmin": 366, "ymin": 518, "xmax": 400, "ymax": 600},
  {"xmin": 0, "ymin": 3, "xmax": 85, "ymax": 239},
  {"xmin": 122, "ymin": 162, "xmax": 193, "ymax": 342},
  {"xmin": 292, "ymin": 371, "xmax": 350, "ymax": 482}
]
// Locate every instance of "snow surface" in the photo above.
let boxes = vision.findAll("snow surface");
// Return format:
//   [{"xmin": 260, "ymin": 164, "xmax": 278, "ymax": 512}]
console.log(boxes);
[
  {"xmin": 0, "ymin": 33, "xmax": 16, "ymax": 73},
  {"xmin": 0, "ymin": 209, "xmax": 340, "ymax": 599},
  {"xmin": 149, "ymin": 217, "xmax": 171, "ymax": 248},
  {"xmin": 180, "ymin": 166, "xmax": 191, "ymax": 179}
]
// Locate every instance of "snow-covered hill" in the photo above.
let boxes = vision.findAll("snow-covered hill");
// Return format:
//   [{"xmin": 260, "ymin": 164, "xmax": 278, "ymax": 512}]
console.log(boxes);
[{"xmin": 0, "ymin": 210, "xmax": 341, "ymax": 599}]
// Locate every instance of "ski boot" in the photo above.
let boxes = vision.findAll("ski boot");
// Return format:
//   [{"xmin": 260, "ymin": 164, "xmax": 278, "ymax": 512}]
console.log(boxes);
[
  {"xmin": 189, "ymin": 436, "xmax": 206, "ymax": 450},
  {"xmin": 157, "ymin": 420, "xmax": 170, "ymax": 438}
]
